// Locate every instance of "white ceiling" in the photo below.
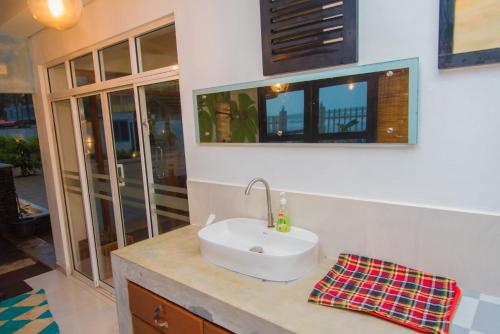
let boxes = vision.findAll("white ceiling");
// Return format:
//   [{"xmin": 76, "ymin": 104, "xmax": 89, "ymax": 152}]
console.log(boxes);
[
  {"xmin": 0, "ymin": 0, "xmax": 94, "ymax": 38},
  {"xmin": 0, "ymin": 0, "xmax": 28, "ymax": 26}
]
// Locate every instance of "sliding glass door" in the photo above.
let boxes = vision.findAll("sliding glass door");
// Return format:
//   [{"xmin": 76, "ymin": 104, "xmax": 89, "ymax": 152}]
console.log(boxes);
[
  {"xmin": 52, "ymin": 78, "xmax": 189, "ymax": 291},
  {"xmin": 108, "ymin": 89, "xmax": 150, "ymax": 245},
  {"xmin": 52, "ymin": 100, "xmax": 94, "ymax": 280},
  {"xmin": 138, "ymin": 80, "xmax": 190, "ymax": 235},
  {"xmin": 44, "ymin": 20, "xmax": 188, "ymax": 292},
  {"xmin": 78, "ymin": 94, "xmax": 119, "ymax": 287}
]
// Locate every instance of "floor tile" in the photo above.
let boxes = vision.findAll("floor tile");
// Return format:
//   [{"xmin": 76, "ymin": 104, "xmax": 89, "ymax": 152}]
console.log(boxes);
[
  {"xmin": 472, "ymin": 301, "xmax": 500, "ymax": 334},
  {"xmin": 462, "ymin": 289, "xmax": 481, "ymax": 299},
  {"xmin": 450, "ymin": 324, "xmax": 472, "ymax": 334},
  {"xmin": 0, "ymin": 258, "xmax": 36, "ymax": 275},
  {"xmin": 25, "ymin": 270, "xmax": 118, "ymax": 334},
  {"xmin": 453, "ymin": 296, "xmax": 480, "ymax": 329},
  {"xmin": 479, "ymin": 294, "xmax": 500, "ymax": 306}
]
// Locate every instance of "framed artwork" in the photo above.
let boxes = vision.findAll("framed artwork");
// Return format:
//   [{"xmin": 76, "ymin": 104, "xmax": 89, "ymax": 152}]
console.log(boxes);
[{"xmin": 439, "ymin": 0, "xmax": 500, "ymax": 69}]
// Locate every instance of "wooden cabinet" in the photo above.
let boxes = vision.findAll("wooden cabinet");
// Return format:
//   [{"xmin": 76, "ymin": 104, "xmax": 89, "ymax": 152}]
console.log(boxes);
[
  {"xmin": 203, "ymin": 322, "xmax": 231, "ymax": 334},
  {"xmin": 132, "ymin": 315, "xmax": 164, "ymax": 334},
  {"xmin": 128, "ymin": 282, "xmax": 232, "ymax": 334}
]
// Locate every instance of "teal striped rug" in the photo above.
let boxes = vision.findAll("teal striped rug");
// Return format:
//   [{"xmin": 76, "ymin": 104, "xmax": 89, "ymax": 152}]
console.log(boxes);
[{"xmin": 0, "ymin": 289, "xmax": 59, "ymax": 333}]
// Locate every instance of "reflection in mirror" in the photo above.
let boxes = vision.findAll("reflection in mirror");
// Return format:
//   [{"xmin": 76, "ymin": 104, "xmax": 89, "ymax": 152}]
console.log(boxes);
[
  {"xmin": 259, "ymin": 83, "xmax": 307, "ymax": 142},
  {"xmin": 196, "ymin": 59, "xmax": 417, "ymax": 144}
]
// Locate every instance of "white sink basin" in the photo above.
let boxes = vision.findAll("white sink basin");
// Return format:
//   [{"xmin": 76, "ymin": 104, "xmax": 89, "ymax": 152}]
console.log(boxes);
[{"xmin": 198, "ymin": 218, "xmax": 319, "ymax": 282}]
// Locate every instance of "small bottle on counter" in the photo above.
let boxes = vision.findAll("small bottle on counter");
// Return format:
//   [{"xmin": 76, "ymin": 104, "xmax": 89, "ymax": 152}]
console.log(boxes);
[{"xmin": 276, "ymin": 192, "xmax": 291, "ymax": 232}]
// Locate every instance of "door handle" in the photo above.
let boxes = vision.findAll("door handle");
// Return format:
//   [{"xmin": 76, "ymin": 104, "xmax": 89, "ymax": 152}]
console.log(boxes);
[
  {"xmin": 153, "ymin": 305, "xmax": 169, "ymax": 329},
  {"xmin": 117, "ymin": 164, "xmax": 126, "ymax": 187}
]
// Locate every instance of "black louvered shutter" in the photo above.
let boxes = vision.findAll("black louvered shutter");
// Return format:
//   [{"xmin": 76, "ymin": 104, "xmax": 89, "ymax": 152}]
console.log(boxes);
[{"xmin": 260, "ymin": 0, "xmax": 358, "ymax": 75}]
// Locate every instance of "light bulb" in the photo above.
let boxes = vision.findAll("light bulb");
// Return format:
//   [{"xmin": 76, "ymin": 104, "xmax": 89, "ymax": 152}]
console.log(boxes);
[
  {"xmin": 28, "ymin": 0, "xmax": 83, "ymax": 30},
  {"xmin": 271, "ymin": 83, "xmax": 289, "ymax": 93},
  {"xmin": 48, "ymin": 0, "xmax": 64, "ymax": 17}
]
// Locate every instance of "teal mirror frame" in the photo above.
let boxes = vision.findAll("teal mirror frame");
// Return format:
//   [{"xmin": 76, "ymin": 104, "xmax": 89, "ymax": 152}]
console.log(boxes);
[{"xmin": 193, "ymin": 58, "xmax": 419, "ymax": 144}]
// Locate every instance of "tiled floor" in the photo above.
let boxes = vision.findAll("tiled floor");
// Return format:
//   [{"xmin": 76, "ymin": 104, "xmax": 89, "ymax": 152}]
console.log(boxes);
[
  {"xmin": 451, "ymin": 290, "xmax": 500, "ymax": 334},
  {"xmin": 25, "ymin": 270, "xmax": 119, "ymax": 334}
]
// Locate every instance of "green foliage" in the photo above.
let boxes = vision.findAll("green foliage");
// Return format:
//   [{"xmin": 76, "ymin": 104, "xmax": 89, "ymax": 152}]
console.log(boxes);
[
  {"xmin": 197, "ymin": 94, "xmax": 217, "ymax": 142},
  {"xmin": 338, "ymin": 119, "xmax": 359, "ymax": 132},
  {"xmin": 0, "ymin": 135, "xmax": 41, "ymax": 175},
  {"xmin": 230, "ymin": 93, "xmax": 258, "ymax": 143},
  {"xmin": 197, "ymin": 91, "xmax": 258, "ymax": 143}
]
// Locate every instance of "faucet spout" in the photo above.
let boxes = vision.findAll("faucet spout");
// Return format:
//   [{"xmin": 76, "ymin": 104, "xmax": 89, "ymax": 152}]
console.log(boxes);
[{"xmin": 245, "ymin": 178, "xmax": 274, "ymax": 228}]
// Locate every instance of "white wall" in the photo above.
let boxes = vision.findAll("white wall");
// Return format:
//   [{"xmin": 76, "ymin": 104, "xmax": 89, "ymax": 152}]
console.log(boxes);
[
  {"xmin": 29, "ymin": 0, "xmax": 500, "ymax": 275},
  {"xmin": 176, "ymin": 0, "xmax": 500, "ymax": 215}
]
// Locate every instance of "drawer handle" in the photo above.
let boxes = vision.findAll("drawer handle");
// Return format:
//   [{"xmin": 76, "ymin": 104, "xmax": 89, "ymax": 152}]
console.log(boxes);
[{"xmin": 153, "ymin": 306, "xmax": 169, "ymax": 329}]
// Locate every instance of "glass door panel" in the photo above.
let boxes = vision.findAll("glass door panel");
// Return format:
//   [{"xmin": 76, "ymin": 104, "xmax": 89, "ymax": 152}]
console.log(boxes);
[
  {"xmin": 78, "ymin": 94, "xmax": 117, "ymax": 287},
  {"xmin": 108, "ymin": 89, "xmax": 149, "ymax": 245},
  {"xmin": 139, "ymin": 81, "xmax": 190, "ymax": 234},
  {"xmin": 52, "ymin": 100, "xmax": 93, "ymax": 279}
]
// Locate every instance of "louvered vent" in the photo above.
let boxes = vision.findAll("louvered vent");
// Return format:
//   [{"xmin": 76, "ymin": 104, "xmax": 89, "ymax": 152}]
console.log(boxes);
[{"xmin": 260, "ymin": 0, "xmax": 358, "ymax": 75}]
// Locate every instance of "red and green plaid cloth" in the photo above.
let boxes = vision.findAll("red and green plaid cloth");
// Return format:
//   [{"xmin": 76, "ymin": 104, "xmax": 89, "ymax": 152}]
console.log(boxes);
[{"xmin": 309, "ymin": 254, "xmax": 461, "ymax": 334}]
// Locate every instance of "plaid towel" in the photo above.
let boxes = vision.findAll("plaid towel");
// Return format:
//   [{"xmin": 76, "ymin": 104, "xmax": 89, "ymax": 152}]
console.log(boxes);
[{"xmin": 309, "ymin": 254, "xmax": 461, "ymax": 334}]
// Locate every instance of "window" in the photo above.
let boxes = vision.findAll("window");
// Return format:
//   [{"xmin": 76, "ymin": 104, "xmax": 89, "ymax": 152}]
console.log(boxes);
[
  {"xmin": 256, "ymin": 74, "xmax": 379, "ymax": 143},
  {"xmin": 99, "ymin": 41, "xmax": 132, "ymax": 80},
  {"xmin": 136, "ymin": 25, "xmax": 178, "ymax": 72},
  {"xmin": 47, "ymin": 63, "xmax": 68, "ymax": 92},
  {"xmin": 313, "ymin": 74, "xmax": 378, "ymax": 143},
  {"xmin": 258, "ymin": 83, "xmax": 310, "ymax": 142},
  {"xmin": 112, "ymin": 120, "xmax": 131, "ymax": 142},
  {"xmin": 71, "ymin": 53, "xmax": 95, "ymax": 87}
]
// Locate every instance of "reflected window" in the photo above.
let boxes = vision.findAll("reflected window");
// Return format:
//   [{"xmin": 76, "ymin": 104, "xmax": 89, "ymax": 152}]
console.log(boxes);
[
  {"xmin": 258, "ymin": 83, "xmax": 308, "ymax": 142},
  {"xmin": 318, "ymin": 82, "xmax": 368, "ymax": 135},
  {"xmin": 99, "ymin": 41, "xmax": 132, "ymax": 80},
  {"xmin": 137, "ymin": 25, "xmax": 178, "ymax": 72},
  {"xmin": 266, "ymin": 91, "xmax": 304, "ymax": 135},
  {"xmin": 314, "ymin": 75, "xmax": 377, "ymax": 143},
  {"xmin": 196, "ymin": 64, "xmax": 413, "ymax": 144},
  {"xmin": 48, "ymin": 63, "xmax": 68, "ymax": 92},
  {"xmin": 71, "ymin": 54, "xmax": 95, "ymax": 87}
]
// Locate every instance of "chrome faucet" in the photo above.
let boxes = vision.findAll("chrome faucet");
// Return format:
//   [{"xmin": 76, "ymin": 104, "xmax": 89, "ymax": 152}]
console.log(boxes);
[{"xmin": 244, "ymin": 178, "xmax": 274, "ymax": 228}]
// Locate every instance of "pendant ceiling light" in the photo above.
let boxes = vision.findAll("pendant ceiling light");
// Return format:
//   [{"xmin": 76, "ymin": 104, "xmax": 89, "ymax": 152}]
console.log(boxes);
[{"xmin": 28, "ymin": 0, "xmax": 83, "ymax": 30}]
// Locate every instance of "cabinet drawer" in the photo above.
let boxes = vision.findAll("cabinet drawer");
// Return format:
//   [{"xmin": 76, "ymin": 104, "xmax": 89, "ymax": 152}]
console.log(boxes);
[
  {"xmin": 132, "ymin": 315, "xmax": 161, "ymax": 334},
  {"xmin": 204, "ymin": 321, "xmax": 232, "ymax": 334},
  {"xmin": 128, "ymin": 282, "xmax": 203, "ymax": 334}
]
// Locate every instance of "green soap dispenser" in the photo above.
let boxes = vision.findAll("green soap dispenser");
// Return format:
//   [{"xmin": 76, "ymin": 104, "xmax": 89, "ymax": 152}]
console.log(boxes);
[{"xmin": 276, "ymin": 192, "xmax": 291, "ymax": 232}]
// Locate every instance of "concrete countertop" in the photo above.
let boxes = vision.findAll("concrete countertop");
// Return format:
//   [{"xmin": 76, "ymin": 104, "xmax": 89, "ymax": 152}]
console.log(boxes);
[{"xmin": 112, "ymin": 225, "xmax": 414, "ymax": 334}]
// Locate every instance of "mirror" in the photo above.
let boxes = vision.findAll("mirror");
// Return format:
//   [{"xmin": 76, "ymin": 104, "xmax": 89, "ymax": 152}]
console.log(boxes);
[
  {"xmin": 439, "ymin": 0, "xmax": 500, "ymax": 68},
  {"xmin": 195, "ymin": 58, "xmax": 418, "ymax": 144}
]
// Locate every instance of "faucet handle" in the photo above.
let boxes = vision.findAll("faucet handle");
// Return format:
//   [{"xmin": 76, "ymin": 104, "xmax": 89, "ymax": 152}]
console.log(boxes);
[{"xmin": 205, "ymin": 213, "xmax": 216, "ymax": 226}]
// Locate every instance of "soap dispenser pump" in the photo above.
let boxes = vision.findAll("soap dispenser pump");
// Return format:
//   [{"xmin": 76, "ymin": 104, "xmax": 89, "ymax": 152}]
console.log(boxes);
[{"xmin": 276, "ymin": 192, "xmax": 291, "ymax": 232}]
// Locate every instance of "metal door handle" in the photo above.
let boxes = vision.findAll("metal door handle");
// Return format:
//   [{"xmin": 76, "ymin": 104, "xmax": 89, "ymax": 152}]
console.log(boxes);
[
  {"xmin": 153, "ymin": 306, "xmax": 169, "ymax": 328},
  {"xmin": 117, "ymin": 164, "xmax": 126, "ymax": 187}
]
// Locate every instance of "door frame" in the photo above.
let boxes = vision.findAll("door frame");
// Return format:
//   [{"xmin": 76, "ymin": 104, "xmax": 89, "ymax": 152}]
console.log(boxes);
[{"xmin": 39, "ymin": 15, "xmax": 181, "ymax": 292}]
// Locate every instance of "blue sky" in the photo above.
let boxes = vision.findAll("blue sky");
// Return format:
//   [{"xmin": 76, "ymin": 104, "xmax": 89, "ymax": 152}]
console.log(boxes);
[
  {"xmin": 266, "ymin": 90, "xmax": 304, "ymax": 117},
  {"xmin": 265, "ymin": 82, "xmax": 368, "ymax": 117},
  {"xmin": 320, "ymin": 82, "xmax": 367, "ymax": 110}
]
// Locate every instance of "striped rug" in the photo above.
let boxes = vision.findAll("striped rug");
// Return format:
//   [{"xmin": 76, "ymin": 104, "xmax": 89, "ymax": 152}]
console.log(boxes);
[{"xmin": 0, "ymin": 289, "xmax": 59, "ymax": 334}]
